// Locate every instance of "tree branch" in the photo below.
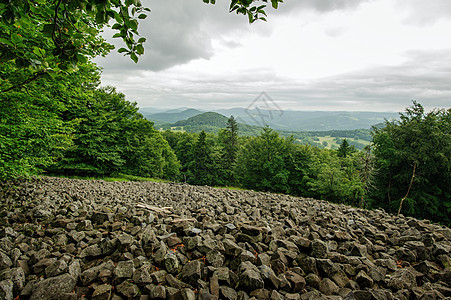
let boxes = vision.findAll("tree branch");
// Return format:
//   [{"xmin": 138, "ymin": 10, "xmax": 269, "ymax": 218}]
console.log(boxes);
[
  {"xmin": 397, "ymin": 162, "xmax": 417, "ymax": 216},
  {"xmin": 0, "ymin": 71, "xmax": 47, "ymax": 94}
]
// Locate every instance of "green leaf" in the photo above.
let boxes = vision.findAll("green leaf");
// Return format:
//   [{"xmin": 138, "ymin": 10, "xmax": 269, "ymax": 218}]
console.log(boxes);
[
  {"xmin": 138, "ymin": 13, "xmax": 147, "ymax": 19},
  {"xmin": 135, "ymin": 44, "xmax": 144, "ymax": 55},
  {"xmin": 130, "ymin": 52, "xmax": 138, "ymax": 63},
  {"xmin": 11, "ymin": 33, "xmax": 23, "ymax": 45},
  {"xmin": 0, "ymin": 37, "xmax": 14, "ymax": 47},
  {"xmin": 118, "ymin": 47, "xmax": 128, "ymax": 53},
  {"xmin": 76, "ymin": 53, "xmax": 88, "ymax": 63},
  {"xmin": 33, "ymin": 47, "xmax": 45, "ymax": 57},
  {"xmin": 138, "ymin": 37, "xmax": 146, "ymax": 43},
  {"xmin": 112, "ymin": 23, "xmax": 122, "ymax": 29}
]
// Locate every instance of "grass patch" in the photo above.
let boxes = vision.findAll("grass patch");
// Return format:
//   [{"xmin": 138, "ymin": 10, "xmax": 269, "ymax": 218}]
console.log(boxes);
[
  {"xmin": 214, "ymin": 185, "xmax": 247, "ymax": 191},
  {"xmin": 47, "ymin": 173, "xmax": 169, "ymax": 183}
]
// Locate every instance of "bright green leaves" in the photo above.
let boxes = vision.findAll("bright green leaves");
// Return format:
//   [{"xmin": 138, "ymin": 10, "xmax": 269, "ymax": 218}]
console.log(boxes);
[
  {"xmin": 0, "ymin": 0, "xmax": 151, "ymax": 75},
  {"xmin": 110, "ymin": 3, "xmax": 149, "ymax": 63},
  {"xmin": 228, "ymin": 0, "xmax": 282, "ymax": 23}
]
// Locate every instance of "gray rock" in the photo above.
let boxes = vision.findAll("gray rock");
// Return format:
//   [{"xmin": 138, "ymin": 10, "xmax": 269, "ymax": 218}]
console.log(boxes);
[
  {"xmin": 0, "ymin": 251, "xmax": 12, "ymax": 271},
  {"xmin": 223, "ymin": 239, "xmax": 243, "ymax": 256},
  {"xmin": 116, "ymin": 279, "xmax": 140, "ymax": 298},
  {"xmin": 180, "ymin": 288, "xmax": 196, "ymax": 300},
  {"xmin": 164, "ymin": 251, "xmax": 180, "ymax": 274},
  {"xmin": 285, "ymin": 270, "xmax": 306, "ymax": 292},
  {"xmin": 114, "ymin": 260, "xmax": 135, "ymax": 278},
  {"xmin": 32, "ymin": 257, "xmax": 57, "ymax": 274},
  {"xmin": 148, "ymin": 284, "xmax": 167, "ymax": 299},
  {"xmin": 356, "ymin": 270, "xmax": 374, "ymax": 289},
  {"xmin": 213, "ymin": 267, "xmax": 231, "ymax": 285},
  {"xmin": 220, "ymin": 285, "xmax": 238, "ymax": 300},
  {"xmin": 116, "ymin": 233, "xmax": 133, "ymax": 252},
  {"xmin": 206, "ymin": 250, "xmax": 225, "ymax": 268},
  {"xmin": 319, "ymin": 278, "xmax": 339, "ymax": 295},
  {"xmin": 387, "ymin": 268, "xmax": 417, "ymax": 291},
  {"xmin": 91, "ymin": 211, "xmax": 110, "ymax": 225},
  {"xmin": 259, "ymin": 265, "xmax": 279, "ymax": 289},
  {"xmin": 239, "ymin": 264, "xmax": 264, "ymax": 291},
  {"xmin": 92, "ymin": 284, "xmax": 113, "ymax": 300},
  {"xmin": 310, "ymin": 239, "xmax": 328, "ymax": 258},
  {"xmin": 132, "ymin": 265, "xmax": 153, "ymax": 284},
  {"xmin": 180, "ymin": 260, "xmax": 202, "ymax": 286},
  {"xmin": 79, "ymin": 244, "xmax": 102, "ymax": 258},
  {"xmin": 80, "ymin": 261, "xmax": 115, "ymax": 285},
  {"xmin": 30, "ymin": 273, "xmax": 77, "ymax": 300},
  {"xmin": 45, "ymin": 259, "xmax": 68, "ymax": 277},
  {"xmin": 150, "ymin": 270, "xmax": 168, "ymax": 284},
  {"xmin": 0, "ymin": 279, "xmax": 13, "ymax": 300},
  {"xmin": 76, "ymin": 220, "xmax": 93, "ymax": 231},
  {"xmin": 305, "ymin": 273, "xmax": 321, "ymax": 289}
]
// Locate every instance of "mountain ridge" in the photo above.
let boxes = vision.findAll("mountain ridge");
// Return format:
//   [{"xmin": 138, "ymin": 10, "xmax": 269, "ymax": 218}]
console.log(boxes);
[{"xmin": 140, "ymin": 107, "xmax": 399, "ymax": 131}]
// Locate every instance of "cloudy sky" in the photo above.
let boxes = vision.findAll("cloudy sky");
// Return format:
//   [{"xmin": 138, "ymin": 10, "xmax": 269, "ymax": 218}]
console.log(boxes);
[{"xmin": 94, "ymin": 0, "xmax": 451, "ymax": 112}]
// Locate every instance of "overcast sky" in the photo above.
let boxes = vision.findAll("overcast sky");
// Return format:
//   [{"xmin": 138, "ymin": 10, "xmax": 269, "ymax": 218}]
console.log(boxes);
[{"xmin": 94, "ymin": 0, "xmax": 451, "ymax": 112}]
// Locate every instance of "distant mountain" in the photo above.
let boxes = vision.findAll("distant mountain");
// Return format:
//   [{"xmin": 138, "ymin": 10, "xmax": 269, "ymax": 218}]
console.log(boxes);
[
  {"xmin": 214, "ymin": 108, "xmax": 399, "ymax": 131},
  {"xmin": 141, "ymin": 108, "xmax": 204, "ymax": 123},
  {"xmin": 152, "ymin": 110, "xmax": 375, "ymax": 150},
  {"xmin": 173, "ymin": 112, "xmax": 228, "ymax": 127},
  {"xmin": 158, "ymin": 111, "xmax": 261, "ymax": 136}
]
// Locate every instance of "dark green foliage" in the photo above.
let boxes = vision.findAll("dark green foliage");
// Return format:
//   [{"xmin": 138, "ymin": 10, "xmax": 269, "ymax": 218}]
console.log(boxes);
[
  {"xmin": 1, "ymin": 60, "xmax": 180, "ymax": 180},
  {"xmin": 235, "ymin": 127, "xmax": 292, "ymax": 193},
  {"xmin": 218, "ymin": 116, "xmax": 239, "ymax": 185},
  {"xmin": 187, "ymin": 131, "xmax": 217, "ymax": 186},
  {"xmin": 0, "ymin": 90, "xmax": 71, "ymax": 180},
  {"xmin": 56, "ymin": 87, "xmax": 131, "ymax": 176},
  {"xmin": 53, "ymin": 86, "xmax": 180, "ymax": 179},
  {"xmin": 121, "ymin": 118, "xmax": 180, "ymax": 180},
  {"xmin": 337, "ymin": 139, "xmax": 356, "ymax": 158},
  {"xmin": 371, "ymin": 102, "xmax": 451, "ymax": 225}
]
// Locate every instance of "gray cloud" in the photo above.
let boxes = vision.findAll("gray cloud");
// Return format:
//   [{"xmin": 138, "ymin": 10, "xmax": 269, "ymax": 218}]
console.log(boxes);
[
  {"xmin": 276, "ymin": 0, "xmax": 371, "ymax": 14},
  {"xmin": 96, "ymin": 0, "xmax": 376, "ymax": 73},
  {"xmin": 394, "ymin": 0, "xmax": 451, "ymax": 25},
  {"xmin": 96, "ymin": 0, "xmax": 251, "ymax": 72},
  {"xmin": 101, "ymin": 49, "xmax": 451, "ymax": 112}
]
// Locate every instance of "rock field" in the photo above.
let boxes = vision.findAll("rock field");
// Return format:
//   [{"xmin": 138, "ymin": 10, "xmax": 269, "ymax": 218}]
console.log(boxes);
[{"xmin": 0, "ymin": 176, "xmax": 450, "ymax": 300}]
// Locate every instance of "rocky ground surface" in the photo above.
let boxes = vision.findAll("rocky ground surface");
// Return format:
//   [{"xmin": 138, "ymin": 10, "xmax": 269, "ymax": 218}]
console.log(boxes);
[{"xmin": 0, "ymin": 177, "xmax": 450, "ymax": 300}]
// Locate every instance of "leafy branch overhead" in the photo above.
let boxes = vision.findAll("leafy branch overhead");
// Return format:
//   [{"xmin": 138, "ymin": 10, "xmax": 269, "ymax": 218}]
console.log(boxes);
[
  {"xmin": 0, "ymin": 0, "xmax": 150, "ymax": 73},
  {"xmin": 0, "ymin": 0, "xmax": 282, "ymax": 75},
  {"xmin": 204, "ymin": 0, "xmax": 283, "ymax": 23}
]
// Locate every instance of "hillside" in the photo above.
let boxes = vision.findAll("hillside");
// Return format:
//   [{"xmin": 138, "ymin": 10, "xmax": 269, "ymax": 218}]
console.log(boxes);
[
  {"xmin": 173, "ymin": 112, "xmax": 229, "ymax": 127},
  {"xmin": 160, "ymin": 112, "xmax": 263, "ymax": 136},
  {"xmin": 155, "ymin": 111, "xmax": 372, "ymax": 149},
  {"xmin": 140, "ymin": 108, "xmax": 399, "ymax": 132},
  {"xmin": 142, "ymin": 108, "xmax": 204, "ymax": 124},
  {"xmin": 0, "ymin": 177, "xmax": 450, "ymax": 299},
  {"xmin": 215, "ymin": 109, "xmax": 399, "ymax": 131}
]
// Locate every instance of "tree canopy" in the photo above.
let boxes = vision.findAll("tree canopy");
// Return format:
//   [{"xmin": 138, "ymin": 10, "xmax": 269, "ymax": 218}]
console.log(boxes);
[{"xmin": 370, "ymin": 102, "xmax": 451, "ymax": 225}]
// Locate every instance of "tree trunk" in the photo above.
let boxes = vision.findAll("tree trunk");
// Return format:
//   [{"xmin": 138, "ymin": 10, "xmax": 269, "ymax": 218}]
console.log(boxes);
[{"xmin": 397, "ymin": 162, "xmax": 417, "ymax": 216}]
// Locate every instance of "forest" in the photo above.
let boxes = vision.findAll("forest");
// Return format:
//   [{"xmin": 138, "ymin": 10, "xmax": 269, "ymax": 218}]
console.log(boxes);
[
  {"xmin": 1, "ymin": 0, "xmax": 450, "ymax": 226},
  {"xmin": 1, "ymin": 61, "xmax": 450, "ymax": 226}
]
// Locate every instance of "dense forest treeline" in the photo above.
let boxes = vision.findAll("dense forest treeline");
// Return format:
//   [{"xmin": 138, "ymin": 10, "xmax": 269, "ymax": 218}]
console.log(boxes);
[
  {"xmin": 0, "ymin": 62, "xmax": 180, "ymax": 181},
  {"xmin": 1, "ymin": 61, "xmax": 450, "ymax": 226}
]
